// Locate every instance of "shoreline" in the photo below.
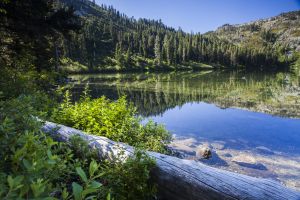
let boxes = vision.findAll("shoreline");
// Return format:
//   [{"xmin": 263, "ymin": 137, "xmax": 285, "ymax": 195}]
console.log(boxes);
[{"xmin": 168, "ymin": 136, "xmax": 300, "ymax": 191}]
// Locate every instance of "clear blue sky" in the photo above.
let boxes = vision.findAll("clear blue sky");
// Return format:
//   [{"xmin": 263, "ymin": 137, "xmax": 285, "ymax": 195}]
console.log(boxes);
[{"xmin": 96, "ymin": 0, "xmax": 300, "ymax": 33}]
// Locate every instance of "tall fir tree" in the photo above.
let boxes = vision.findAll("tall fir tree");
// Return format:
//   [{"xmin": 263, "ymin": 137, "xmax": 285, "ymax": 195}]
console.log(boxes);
[{"xmin": 154, "ymin": 34, "xmax": 162, "ymax": 65}]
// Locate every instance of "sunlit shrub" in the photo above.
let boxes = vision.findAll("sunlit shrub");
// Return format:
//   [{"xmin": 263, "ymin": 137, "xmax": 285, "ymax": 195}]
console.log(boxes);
[{"xmin": 53, "ymin": 92, "xmax": 171, "ymax": 153}]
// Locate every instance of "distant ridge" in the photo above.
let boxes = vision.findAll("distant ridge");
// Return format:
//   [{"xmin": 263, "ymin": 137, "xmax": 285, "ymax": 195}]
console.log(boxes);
[{"xmin": 57, "ymin": 0, "xmax": 298, "ymax": 71}]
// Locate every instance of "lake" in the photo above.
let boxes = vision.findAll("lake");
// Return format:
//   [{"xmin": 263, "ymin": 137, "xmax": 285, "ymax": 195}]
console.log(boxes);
[{"xmin": 69, "ymin": 70, "xmax": 300, "ymax": 190}]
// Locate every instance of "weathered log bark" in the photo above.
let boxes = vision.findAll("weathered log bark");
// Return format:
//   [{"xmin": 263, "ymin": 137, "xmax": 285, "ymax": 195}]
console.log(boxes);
[{"xmin": 42, "ymin": 121, "xmax": 300, "ymax": 200}]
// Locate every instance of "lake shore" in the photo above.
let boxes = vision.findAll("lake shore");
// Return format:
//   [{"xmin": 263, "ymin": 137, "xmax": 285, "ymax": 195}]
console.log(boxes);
[
  {"xmin": 168, "ymin": 136, "xmax": 300, "ymax": 191},
  {"xmin": 69, "ymin": 71, "xmax": 300, "ymax": 192}
]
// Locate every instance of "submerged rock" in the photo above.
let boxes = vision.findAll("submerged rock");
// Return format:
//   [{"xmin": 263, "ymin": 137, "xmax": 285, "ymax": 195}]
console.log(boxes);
[
  {"xmin": 223, "ymin": 153, "xmax": 233, "ymax": 157},
  {"xmin": 255, "ymin": 146, "xmax": 274, "ymax": 155},
  {"xmin": 196, "ymin": 146, "xmax": 212, "ymax": 159},
  {"xmin": 233, "ymin": 161, "xmax": 268, "ymax": 171}
]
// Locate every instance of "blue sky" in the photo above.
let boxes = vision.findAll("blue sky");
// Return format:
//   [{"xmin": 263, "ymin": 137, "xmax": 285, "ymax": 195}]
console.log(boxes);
[{"xmin": 96, "ymin": 0, "xmax": 300, "ymax": 33}]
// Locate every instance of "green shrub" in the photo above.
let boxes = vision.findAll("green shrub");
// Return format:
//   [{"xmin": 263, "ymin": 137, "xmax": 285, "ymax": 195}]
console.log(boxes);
[
  {"xmin": 52, "ymin": 92, "xmax": 171, "ymax": 153},
  {"xmin": 0, "ymin": 96, "xmax": 100, "ymax": 199},
  {"xmin": 0, "ymin": 96, "xmax": 157, "ymax": 200},
  {"xmin": 101, "ymin": 150, "xmax": 156, "ymax": 200}
]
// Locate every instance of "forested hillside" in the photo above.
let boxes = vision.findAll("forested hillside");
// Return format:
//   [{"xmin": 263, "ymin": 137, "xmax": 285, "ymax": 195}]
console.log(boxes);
[{"xmin": 58, "ymin": 0, "xmax": 296, "ymax": 72}]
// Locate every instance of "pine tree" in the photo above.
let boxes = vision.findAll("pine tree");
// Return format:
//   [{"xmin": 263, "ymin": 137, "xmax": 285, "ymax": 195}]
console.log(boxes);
[
  {"xmin": 163, "ymin": 34, "xmax": 171, "ymax": 65},
  {"xmin": 154, "ymin": 34, "xmax": 162, "ymax": 65},
  {"xmin": 125, "ymin": 46, "xmax": 132, "ymax": 64},
  {"xmin": 173, "ymin": 37, "xmax": 178, "ymax": 65},
  {"xmin": 182, "ymin": 45, "xmax": 186, "ymax": 63}
]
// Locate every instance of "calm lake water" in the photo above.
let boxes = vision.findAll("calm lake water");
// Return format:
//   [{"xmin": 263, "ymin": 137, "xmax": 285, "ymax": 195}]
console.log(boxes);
[{"xmin": 69, "ymin": 70, "xmax": 300, "ymax": 188}]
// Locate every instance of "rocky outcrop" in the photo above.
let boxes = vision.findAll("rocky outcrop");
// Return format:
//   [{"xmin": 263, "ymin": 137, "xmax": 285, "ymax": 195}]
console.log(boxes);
[{"xmin": 212, "ymin": 10, "xmax": 300, "ymax": 53}]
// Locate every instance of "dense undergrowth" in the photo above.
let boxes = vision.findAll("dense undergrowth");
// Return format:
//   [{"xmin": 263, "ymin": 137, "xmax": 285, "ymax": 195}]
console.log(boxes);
[
  {"xmin": 0, "ymin": 89, "xmax": 164, "ymax": 199},
  {"xmin": 0, "ymin": 68, "xmax": 169, "ymax": 199}
]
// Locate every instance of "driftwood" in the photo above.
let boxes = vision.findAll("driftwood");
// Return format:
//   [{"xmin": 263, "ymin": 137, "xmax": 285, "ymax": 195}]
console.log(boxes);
[{"xmin": 42, "ymin": 121, "xmax": 300, "ymax": 200}]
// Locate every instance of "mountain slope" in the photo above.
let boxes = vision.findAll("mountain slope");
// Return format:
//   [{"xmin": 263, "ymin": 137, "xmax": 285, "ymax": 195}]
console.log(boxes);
[
  {"xmin": 58, "ymin": 0, "xmax": 295, "ymax": 72},
  {"xmin": 210, "ymin": 11, "xmax": 300, "ymax": 54}
]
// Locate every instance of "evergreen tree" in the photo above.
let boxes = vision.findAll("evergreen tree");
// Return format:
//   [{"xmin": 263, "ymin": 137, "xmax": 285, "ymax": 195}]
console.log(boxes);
[
  {"xmin": 125, "ymin": 46, "xmax": 132, "ymax": 64},
  {"xmin": 154, "ymin": 35, "xmax": 162, "ymax": 65}
]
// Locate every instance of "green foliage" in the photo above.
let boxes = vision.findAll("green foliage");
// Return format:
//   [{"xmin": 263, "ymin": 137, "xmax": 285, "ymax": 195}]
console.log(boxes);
[
  {"xmin": 0, "ymin": 96, "xmax": 158, "ymax": 200},
  {"xmin": 0, "ymin": 97, "xmax": 90, "ymax": 199},
  {"xmin": 102, "ymin": 150, "xmax": 156, "ymax": 200},
  {"xmin": 60, "ymin": 58, "xmax": 89, "ymax": 73},
  {"xmin": 69, "ymin": 162, "xmax": 103, "ymax": 200},
  {"xmin": 53, "ymin": 91, "xmax": 171, "ymax": 153}
]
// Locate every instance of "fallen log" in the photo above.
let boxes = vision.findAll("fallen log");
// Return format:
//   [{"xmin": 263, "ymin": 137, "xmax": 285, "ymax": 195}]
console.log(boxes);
[{"xmin": 42, "ymin": 121, "xmax": 300, "ymax": 200}]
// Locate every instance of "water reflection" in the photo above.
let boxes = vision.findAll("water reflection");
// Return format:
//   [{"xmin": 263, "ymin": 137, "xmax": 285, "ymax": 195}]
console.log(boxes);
[
  {"xmin": 69, "ymin": 70, "xmax": 300, "ymax": 189},
  {"xmin": 69, "ymin": 70, "xmax": 300, "ymax": 118},
  {"xmin": 149, "ymin": 102, "xmax": 300, "ymax": 153}
]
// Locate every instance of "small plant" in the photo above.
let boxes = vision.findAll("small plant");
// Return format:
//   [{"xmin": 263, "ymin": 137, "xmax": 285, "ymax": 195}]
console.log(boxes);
[{"xmin": 62, "ymin": 161, "xmax": 103, "ymax": 200}]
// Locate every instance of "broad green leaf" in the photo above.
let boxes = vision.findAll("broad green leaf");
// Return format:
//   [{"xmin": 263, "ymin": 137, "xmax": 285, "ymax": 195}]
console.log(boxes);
[
  {"xmin": 31, "ymin": 179, "xmax": 46, "ymax": 197},
  {"xmin": 89, "ymin": 160, "xmax": 98, "ymax": 177},
  {"xmin": 7, "ymin": 175, "xmax": 24, "ymax": 190},
  {"xmin": 72, "ymin": 182, "xmax": 83, "ymax": 200},
  {"xmin": 14, "ymin": 175, "xmax": 24, "ymax": 185},
  {"xmin": 76, "ymin": 167, "xmax": 88, "ymax": 183},
  {"xmin": 106, "ymin": 193, "xmax": 111, "ymax": 200},
  {"xmin": 23, "ymin": 159, "xmax": 31, "ymax": 170},
  {"xmin": 62, "ymin": 188, "xmax": 69, "ymax": 200},
  {"xmin": 82, "ymin": 188, "xmax": 98, "ymax": 197},
  {"xmin": 7, "ymin": 175, "xmax": 13, "ymax": 189},
  {"xmin": 89, "ymin": 180, "xmax": 102, "ymax": 189},
  {"xmin": 47, "ymin": 149, "xmax": 53, "ymax": 159},
  {"xmin": 85, "ymin": 195, "xmax": 97, "ymax": 200}
]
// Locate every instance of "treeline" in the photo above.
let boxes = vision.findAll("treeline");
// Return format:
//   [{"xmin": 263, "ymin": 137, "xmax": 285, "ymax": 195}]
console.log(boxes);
[{"xmin": 59, "ymin": 0, "xmax": 288, "ymax": 71}]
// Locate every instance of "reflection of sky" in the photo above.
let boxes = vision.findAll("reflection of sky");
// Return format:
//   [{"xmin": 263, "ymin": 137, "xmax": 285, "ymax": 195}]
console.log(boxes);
[{"xmin": 146, "ymin": 102, "xmax": 300, "ymax": 154}]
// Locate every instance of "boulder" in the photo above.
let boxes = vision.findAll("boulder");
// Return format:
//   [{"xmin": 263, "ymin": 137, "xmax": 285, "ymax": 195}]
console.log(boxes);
[{"xmin": 196, "ymin": 146, "xmax": 212, "ymax": 159}]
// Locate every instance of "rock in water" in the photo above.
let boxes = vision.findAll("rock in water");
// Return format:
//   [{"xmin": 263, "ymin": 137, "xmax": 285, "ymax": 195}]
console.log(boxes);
[{"xmin": 196, "ymin": 146, "xmax": 212, "ymax": 159}]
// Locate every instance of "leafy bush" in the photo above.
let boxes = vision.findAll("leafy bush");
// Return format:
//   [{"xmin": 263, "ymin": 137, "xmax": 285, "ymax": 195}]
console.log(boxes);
[
  {"xmin": 52, "ymin": 92, "xmax": 171, "ymax": 153},
  {"xmin": 0, "ymin": 96, "xmax": 157, "ymax": 199},
  {"xmin": 102, "ymin": 150, "xmax": 156, "ymax": 200}
]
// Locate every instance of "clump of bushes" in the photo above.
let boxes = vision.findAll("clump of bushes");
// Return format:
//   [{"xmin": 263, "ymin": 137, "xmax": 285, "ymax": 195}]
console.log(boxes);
[
  {"xmin": 0, "ymin": 95, "xmax": 157, "ymax": 199},
  {"xmin": 52, "ymin": 90, "xmax": 171, "ymax": 153}
]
